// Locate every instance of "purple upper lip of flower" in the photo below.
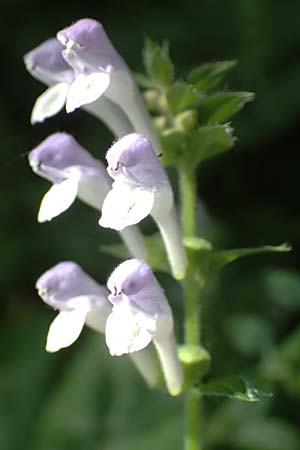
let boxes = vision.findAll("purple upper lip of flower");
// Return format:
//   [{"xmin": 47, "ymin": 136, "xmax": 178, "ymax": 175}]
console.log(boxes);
[
  {"xmin": 24, "ymin": 38, "xmax": 74, "ymax": 85},
  {"xmin": 57, "ymin": 18, "xmax": 124, "ymax": 73},
  {"xmin": 29, "ymin": 132, "xmax": 106, "ymax": 182},
  {"xmin": 106, "ymin": 133, "xmax": 157, "ymax": 168},
  {"xmin": 36, "ymin": 261, "xmax": 108, "ymax": 308}
]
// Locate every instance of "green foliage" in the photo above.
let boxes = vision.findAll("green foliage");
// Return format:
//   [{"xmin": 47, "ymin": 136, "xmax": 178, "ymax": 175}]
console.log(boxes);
[
  {"xmin": 187, "ymin": 60, "xmax": 238, "ymax": 92},
  {"xmin": 141, "ymin": 44, "xmax": 253, "ymax": 173},
  {"xmin": 198, "ymin": 376, "xmax": 271, "ymax": 402},
  {"xmin": 184, "ymin": 239, "xmax": 291, "ymax": 285},
  {"xmin": 186, "ymin": 124, "xmax": 235, "ymax": 169},
  {"xmin": 166, "ymin": 82, "xmax": 199, "ymax": 115},
  {"xmin": 143, "ymin": 39, "xmax": 174, "ymax": 87},
  {"xmin": 197, "ymin": 92, "xmax": 255, "ymax": 124}
]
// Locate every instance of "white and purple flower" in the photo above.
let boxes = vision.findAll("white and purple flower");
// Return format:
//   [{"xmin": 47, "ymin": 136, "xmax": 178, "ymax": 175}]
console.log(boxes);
[
  {"xmin": 36, "ymin": 261, "xmax": 111, "ymax": 352},
  {"xmin": 99, "ymin": 133, "xmax": 187, "ymax": 279},
  {"xmin": 24, "ymin": 37, "xmax": 133, "ymax": 137},
  {"xmin": 29, "ymin": 132, "xmax": 147, "ymax": 259},
  {"xmin": 106, "ymin": 259, "xmax": 183, "ymax": 396},
  {"xmin": 36, "ymin": 261, "xmax": 159, "ymax": 386},
  {"xmin": 56, "ymin": 18, "xmax": 163, "ymax": 155}
]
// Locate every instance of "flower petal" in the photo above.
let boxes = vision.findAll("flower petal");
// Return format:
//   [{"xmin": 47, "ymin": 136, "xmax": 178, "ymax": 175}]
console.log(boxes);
[
  {"xmin": 66, "ymin": 72, "xmax": 110, "ymax": 113},
  {"xmin": 105, "ymin": 305, "xmax": 153, "ymax": 356},
  {"xmin": 99, "ymin": 184, "xmax": 154, "ymax": 231},
  {"xmin": 31, "ymin": 83, "xmax": 69, "ymax": 124},
  {"xmin": 38, "ymin": 177, "xmax": 79, "ymax": 223},
  {"xmin": 46, "ymin": 307, "xmax": 88, "ymax": 352}
]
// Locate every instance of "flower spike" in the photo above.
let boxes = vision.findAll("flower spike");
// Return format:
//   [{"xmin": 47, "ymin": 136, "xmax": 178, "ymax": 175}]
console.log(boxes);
[
  {"xmin": 56, "ymin": 18, "xmax": 163, "ymax": 155},
  {"xmin": 99, "ymin": 133, "xmax": 187, "ymax": 279},
  {"xmin": 106, "ymin": 259, "xmax": 183, "ymax": 396},
  {"xmin": 36, "ymin": 261, "xmax": 159, "ymax": 387},
  {"xmin": 24, "ymin": 38, "xmax": 133, "ymax": 137},
  {"xmin": 28, "ymin": 132, "xmax": 147, "ymax": 259}
]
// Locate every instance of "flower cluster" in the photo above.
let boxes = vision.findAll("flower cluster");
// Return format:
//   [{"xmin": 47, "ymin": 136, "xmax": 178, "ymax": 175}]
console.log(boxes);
[{"xmin": 25, "ymin": 18, "xmax": 186, "ymax": 396}]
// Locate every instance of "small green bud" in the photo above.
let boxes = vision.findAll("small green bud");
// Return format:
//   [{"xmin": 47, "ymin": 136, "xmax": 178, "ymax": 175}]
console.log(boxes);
[
  {"xmin": 179, "ymin": 345, "xmax": 211, "ymax": 388},
  {"xmin": 174, "ymin": 110, "xmax": 198, "ymax": 131},
  {"xmin": 144, "ymin": 89, "xmax": 161, "ymax": 112},
  {"xmin": 153, "ymin": 115, "xmax": 168, "ymax": 131}
]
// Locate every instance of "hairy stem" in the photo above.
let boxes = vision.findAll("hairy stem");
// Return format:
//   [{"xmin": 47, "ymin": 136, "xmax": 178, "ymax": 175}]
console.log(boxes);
[{"xmin": 180, "ymin": 167, "xmax": 203, "ymax": 450}]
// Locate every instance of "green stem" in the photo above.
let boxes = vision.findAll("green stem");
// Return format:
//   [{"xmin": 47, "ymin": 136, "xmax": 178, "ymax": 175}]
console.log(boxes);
[
  {"xmin": 180, "ymin": 167, "xmax": 202, "ymax": 450},
  {"xmin": 180, "ymin": 167, "xmax": 197, "ymax": 237}
]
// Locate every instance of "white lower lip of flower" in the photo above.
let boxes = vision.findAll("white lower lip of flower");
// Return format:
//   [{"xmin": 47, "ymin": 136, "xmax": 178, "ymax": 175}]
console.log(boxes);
[
  {"xmin": 99, "ymin": 183, "xmax": 155, "ymax": 231},
  {"xmin": 66, "ymin": 72, "xmax": 110, "ymax": 113},
  {"xmin": 105, "ymin": 301, "xmax": 156, "ymax": 356},
  {"xmin": 31, "ymin": 82, "xmax": 69, "ymax": 124},
  {"xmin": 38, "ymin": 177, "xmax": 80, "ymax": 223},
  {"xmin": 76, "ymin": 177, "xmax": 148, "ymax": 260},
  {"xmin": 46, "ymin": 305, "xmax": 89, "ymax": 353}
]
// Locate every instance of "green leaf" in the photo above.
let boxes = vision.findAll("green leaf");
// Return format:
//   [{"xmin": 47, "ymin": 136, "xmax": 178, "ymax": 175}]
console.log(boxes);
[
  {"xmin": 99, "ymin": 232, "xmax": 168, "ymax": 271},
  {"xmin": 160, "ymin": 128, "xmax": 188, "ymax": 167},
  {"xmin": 207, "ymin": 243, "xmax": 291, "ymax": 273},
  {"xmin": 186, "ymin": 124, "xmax": 235, "ymax": 169},
  {"xmin": 143, "ymin": 39, "xmax": 174, "ymax": 87},
  {"xmin": 197, "ymin": 91, "xmax": 255, "ymax": 124},
  {"xmin": 185, "ymin": 240, "xmax": 291, "ymax": 283},
  {"xmin": 187, "ymin": 60, "xmax": 237, "ymax": 92},
  {"xmin": 198, "ymin": 376, "xmax": 271, "ymax": 402},
  {"xmin": 133, "ymin": 72, "xmax": 158, "ymax": 89},
  {"xmin": 166, "ymin": 82, "xmax": 198, "ymax": 115}
]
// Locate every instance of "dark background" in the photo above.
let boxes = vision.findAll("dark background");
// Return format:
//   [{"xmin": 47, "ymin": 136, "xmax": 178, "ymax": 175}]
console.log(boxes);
[{"xmin": 1, "ymin": 1, "xmax": 300, "ymax": 449}]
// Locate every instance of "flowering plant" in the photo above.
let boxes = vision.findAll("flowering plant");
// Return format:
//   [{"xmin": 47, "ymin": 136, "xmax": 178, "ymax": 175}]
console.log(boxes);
[{"xmin": 24, "ymin": 18, "xmax": 290, "ymax": 450}]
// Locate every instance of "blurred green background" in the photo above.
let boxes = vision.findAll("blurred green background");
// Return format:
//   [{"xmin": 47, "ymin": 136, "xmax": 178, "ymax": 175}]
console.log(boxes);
[{"xmin": 1, "ymin": 0, "xmax": 300, "ymax": 449}]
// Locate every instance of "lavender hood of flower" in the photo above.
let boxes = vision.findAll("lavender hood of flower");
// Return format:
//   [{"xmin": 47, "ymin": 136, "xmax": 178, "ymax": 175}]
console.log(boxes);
[
  {"xmin": 106, "ymin": 258, "xmax": 183, "ymax": 395},
  {"xmin": 36, "ymin": 261, "xmax": 111, "ymax": 352}
]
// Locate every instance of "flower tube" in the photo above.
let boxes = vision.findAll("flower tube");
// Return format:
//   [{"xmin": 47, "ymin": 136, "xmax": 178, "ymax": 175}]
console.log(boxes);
[
  {"xmin": 56, "ymin": 18, "xmax": 163, "ymax": 155},
  {"xmin": 106, "ymin": 258, "xmax": 183, "ymax": 396},
  {"xmin": 36, "ymin": 261, "xmax": 159, "ymax": 387},
  {"xmin": 29, "ymin": 132, "xmax": 147, "ymax": 259},
  {"xmin": 24, "ymin": 38, "xmax": 133, "ymax": 137},
  {"xmin": 99, "ymin": 133, "xmax": 187, "ymax": 279}
]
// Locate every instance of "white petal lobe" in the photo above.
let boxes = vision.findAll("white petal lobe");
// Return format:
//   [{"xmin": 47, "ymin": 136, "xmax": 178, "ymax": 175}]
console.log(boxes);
[
  {"xmin": 99, "ymin": 184, "xmax": 154, "ymax": 231},
  {"xmin": 66, "ymin": 72, "xmax": 110, "ymax": 113},
  {"xmin": 31, "ymin": 83, "xmax": 69, "ymax": 124},
  {"xmin": 105, "ymin": 304, "xmax": 153, "ymax": 356},
  {"xmin": 46, "ymin": 307, "xmax": 88, "ymax": 352},
  {"xmin": 38, "ymin": 177, "xmax": 79, "ymax": 223}
]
